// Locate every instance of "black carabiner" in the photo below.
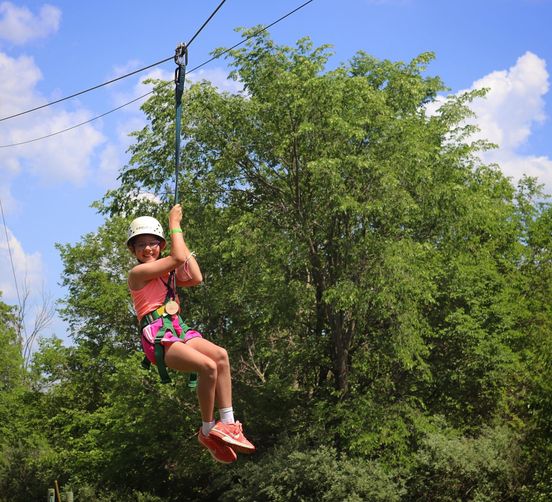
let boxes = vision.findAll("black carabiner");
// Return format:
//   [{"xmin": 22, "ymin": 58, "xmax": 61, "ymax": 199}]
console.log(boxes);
[{"xmin": 174, "ymin": 43, "xmax": 188, "ymax": 67}]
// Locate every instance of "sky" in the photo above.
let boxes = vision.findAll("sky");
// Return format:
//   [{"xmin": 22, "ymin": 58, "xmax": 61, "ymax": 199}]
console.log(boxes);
[{"xmin": 0, "ymin": 0, "xmax": 551, "ymax": 346}]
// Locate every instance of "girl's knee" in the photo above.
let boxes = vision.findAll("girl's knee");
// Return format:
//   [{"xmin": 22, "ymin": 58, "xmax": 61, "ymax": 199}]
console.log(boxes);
[
  {"xmin": 215, "ymin": 347, "xmax": 230, "ymax": 369},
  {"xmin": 199, "ymin": 358, "xmax": 218, "ymax": 380}
]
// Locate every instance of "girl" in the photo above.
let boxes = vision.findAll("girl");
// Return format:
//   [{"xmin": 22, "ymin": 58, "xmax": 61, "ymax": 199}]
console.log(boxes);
[{"xmin": 127, "ymin": 204, "xmax": 255, "ymax": 463}]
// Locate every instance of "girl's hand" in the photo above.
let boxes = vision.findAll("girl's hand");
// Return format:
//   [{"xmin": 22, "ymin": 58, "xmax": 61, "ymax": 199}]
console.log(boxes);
[{"xmin": 169, "ymin": 204, "xmax": 182, "ymax": 228}]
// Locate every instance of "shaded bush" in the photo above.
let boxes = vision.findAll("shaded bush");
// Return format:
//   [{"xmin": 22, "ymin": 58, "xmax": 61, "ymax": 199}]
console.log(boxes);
[
  {"xmin": 221, "ymin": 440, "xmax": 405, "ymax": 502},
  {"xmin": 407, "ymin": 425, "xmax": 522, "ymax": 501}
]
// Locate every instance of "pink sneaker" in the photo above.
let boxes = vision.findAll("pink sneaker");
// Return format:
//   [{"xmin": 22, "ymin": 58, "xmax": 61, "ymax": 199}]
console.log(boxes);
[
  {"xmin": 198, "ymin": 428, "xmax": 237, "ymax": 464},
  {"xmin": 209, "ymin": 421, "xmax": 256, "ymax": 454}
]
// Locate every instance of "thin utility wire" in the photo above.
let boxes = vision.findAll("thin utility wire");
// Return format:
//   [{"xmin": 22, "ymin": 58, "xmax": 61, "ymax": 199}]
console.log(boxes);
[
  {"xmin": 0, "ymin": 0, "xmax": 227, "ymax": 123},
  {"xmin": 187, "ymin": 0, "xmax": 313, "ymax": 74},
  {"xmin": 0, "ymin": 58, "xmax": 172, "ymax": 124},
  {"xmin": 0, "ymin": 198, "xmax": 22, "ymax": 311},
  {"xmin": 0, "ymin": 0, "xmax": 313, "ymax": 148},
  {"xmin": 0, "ymin": 93, "xmax": 150, "ymax": 148}
]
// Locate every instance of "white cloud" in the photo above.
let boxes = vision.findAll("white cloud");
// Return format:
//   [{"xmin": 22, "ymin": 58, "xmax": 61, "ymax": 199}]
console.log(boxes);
[
  {"xmin": 188, "ymin": 67, "xmax": 244, "ymax": 94},
  {"xmin": 99, "ymin": 63, "xmax": 243, "ymax": 190},
  {"xmin": 498, "ymin": 154, "xmax": 552, "ymax": 189},
  {"xmin": 111, "ymin": 67, "xmax": 173, "ymax": 110},
  {"xmin": 110, "ymin": 59, "xmax": 144, "ymax": 81},
  {"xmin": 0, "ymin": 109, "xmax": 105, "ymax": 185},
  {"xmin": 0, "ymin": 225, "xmax": 43, "ymax": 304},
  {"xmin": 0, "ymin": 51, "xmax": 105, "ymax": 185},
  {"xmin": 0, "ymin": 51, "xmax": 42, "ymax": 118},
  {"xmin": 98, "ymin": 142, "xmax": 124, "ymax": 188},
  {"xmin": 0, "ymin": 184, "xmax": 17, "ymax": 213},
  {"xmin": 134, "ymin": 192, "xmax": 162, "ymax": 205},
  {"xmin": 110, "ymin": 62, "xmax": 243, "ymax": 112},
  {"xmin": 87, "ymin": 65, "xmax": 173, "ymax": 189},
  {"xmin": 430, "ymin": 52, "xmax": 552, "ymax": 192},
  {"xmin": 467, "ymin": 51, "xmax": 548, "ymax": 151},
  {"xmin": 0, "ymin": 219, "xmax": 56, "ymax": 352},
  {"xmin": 466, "ymin": 52, "xmax": 551, "ymax": 190},
  {"xmin": 0, "ymin": 2, "xmax": 61, "ymax": 45}
]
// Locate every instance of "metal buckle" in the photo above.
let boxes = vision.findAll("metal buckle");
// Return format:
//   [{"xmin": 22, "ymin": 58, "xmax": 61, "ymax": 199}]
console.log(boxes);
[{"xmin": 174, "ymin": 43, "xmax": 188, "ymax": 66}]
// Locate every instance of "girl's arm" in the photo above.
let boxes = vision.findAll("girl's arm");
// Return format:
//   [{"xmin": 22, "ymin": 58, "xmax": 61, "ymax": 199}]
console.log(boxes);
[
  {"xmin": 176, "ymin": 251, "xmax": 202, "ymax": 287},
  {"xmin": 128, "ymin": 205, "xmax": 187, "ymax": 290}
]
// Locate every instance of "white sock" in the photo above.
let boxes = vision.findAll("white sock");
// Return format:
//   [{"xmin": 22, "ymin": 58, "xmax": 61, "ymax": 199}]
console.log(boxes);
[
  {"xmin": 219, "ymin": 406, "xmax": 235, "ymax": 424},
  {"xmin": 202, "ymin": 420, "xmax": 216, "ymax": 436}
]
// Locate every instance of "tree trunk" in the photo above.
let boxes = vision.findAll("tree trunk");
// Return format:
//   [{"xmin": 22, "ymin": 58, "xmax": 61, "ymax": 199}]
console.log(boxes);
[{"xmin": 330, "ymin": 311, "xmax": 352, "ymax": 394}]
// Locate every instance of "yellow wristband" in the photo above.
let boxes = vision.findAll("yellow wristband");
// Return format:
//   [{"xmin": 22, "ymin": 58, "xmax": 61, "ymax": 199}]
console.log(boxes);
[{"xmin": 170, "ymin": 228, "xmax": 183, "ymax": 235}]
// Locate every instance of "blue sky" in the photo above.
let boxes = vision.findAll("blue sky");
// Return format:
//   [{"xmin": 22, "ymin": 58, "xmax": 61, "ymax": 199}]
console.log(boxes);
[{"xmin": 0, "ymin": 0, "xmax": 551, "ymax": 345}]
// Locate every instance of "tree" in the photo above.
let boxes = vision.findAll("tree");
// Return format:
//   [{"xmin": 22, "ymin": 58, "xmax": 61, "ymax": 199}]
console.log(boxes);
[
  {"xmin": 511, "ymin": 177, "xmax": 552, "ymax": 498},
  {"xmin": 103, "ymin": 29, "xmax": 522, "ymax": 416},
  {"xmin": 0, "ymin": 294, "xmax": 23, "ymax": 392},
  {"xmin": 0, "ymin": 294, "xmax": 49, "ymax": 502}
]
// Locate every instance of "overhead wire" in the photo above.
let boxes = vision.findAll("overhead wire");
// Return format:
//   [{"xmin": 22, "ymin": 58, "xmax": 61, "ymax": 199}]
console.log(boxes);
[
  {"xmin": 0, "ymin": 197, "xmax": 22, "ymax": 311},
  {"xmin": 0, "ymin": 0, "xmax": 313, "ymax": 149},
  {"xmin": 185, "ymin": 0, "xmax": 313, "ymax": 74},
  {"xmin": 0, "ymin": 93, "xmax": 150, "ymax": 148},
  {"xmin": 0, "ymin": 58, "xmax": 172, "ymax": 124},
  {"xmin": 0, "ymin": 0, "xmax": 227, "ymax": 124},
  {"xmin": 186, "ymin": 0, "xmax": 227, "ymax": 48}
]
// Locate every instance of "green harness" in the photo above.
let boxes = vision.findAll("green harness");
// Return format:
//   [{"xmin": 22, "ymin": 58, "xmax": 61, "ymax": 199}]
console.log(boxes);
[{"xmin": 139, "ymin": 273, "xmax": 197, "ymax": 388}]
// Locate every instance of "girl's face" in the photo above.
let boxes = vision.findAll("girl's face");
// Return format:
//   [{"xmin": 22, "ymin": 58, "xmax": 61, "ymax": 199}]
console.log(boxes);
[{"xmin": 132, "ymin": 234, "xmax": 165, "ymax": 263}]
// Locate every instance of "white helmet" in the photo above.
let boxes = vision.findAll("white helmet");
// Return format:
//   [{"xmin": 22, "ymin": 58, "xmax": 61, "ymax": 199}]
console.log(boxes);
[{"xmin": 127, "ymin": 216, "xmax": 165, "ymax": 246}]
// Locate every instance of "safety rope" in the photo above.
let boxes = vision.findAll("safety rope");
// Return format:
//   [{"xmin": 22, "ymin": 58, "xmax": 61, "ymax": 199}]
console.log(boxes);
[
  {"xmin": 167, "ymin": 42, "xmax": 189, "ymax": 303},
  {"xmin": 169, "ymin": 44, "xmax": 198, "ymax": 390},
  {"xmin": 173, "ymin": 43, "xmax": 188, "ymax": 207}
]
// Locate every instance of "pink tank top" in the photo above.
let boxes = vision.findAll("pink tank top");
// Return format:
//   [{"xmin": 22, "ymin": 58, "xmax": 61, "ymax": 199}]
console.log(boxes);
[
  {"xmin": 129, "ymin": 275, "xmax": 178, "ymax": 322},
  {"xmin": 129, "ymin": 264, "xmax": 192, "ymax": 321}
]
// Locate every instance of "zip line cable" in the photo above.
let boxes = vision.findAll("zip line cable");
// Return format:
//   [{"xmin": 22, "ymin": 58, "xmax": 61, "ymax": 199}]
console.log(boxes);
[
  {"xmin": 0, "ymin": 0, "xmax": 227, "ymax": 124},
  {"xmin": 186, "ymin": 0, "xmax": 227, "ymax": 48},
  {"xmin": 0, "ymin": 0, "xmax": 313, "ymax": 149},
  {"xmin": 181, "ymin": 0, "xmax": 314, "ymax": 74},
  {"xmin": 0, "ymin": 58, "xmax": 171, "ymax": 124},
  {"xmin": 0, "ymin": 198, "xmax": 22, "ymax": 311}
]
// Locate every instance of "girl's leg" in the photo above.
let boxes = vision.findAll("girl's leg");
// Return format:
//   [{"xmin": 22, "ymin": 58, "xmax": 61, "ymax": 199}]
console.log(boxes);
[
  {"xmin": 186, "ymin": 337, "xmax": 232, "ymax": 409},
  {"xmin": 163, "ymin": 342, "xmax": 217, "ymax": 423},
  {"xmin": 164, "ymin": 342, "xmax": 238, "ymax": 464},
  {"xmin": 170, "ymin": 338, "xmax": 255, "ymax": 454}
]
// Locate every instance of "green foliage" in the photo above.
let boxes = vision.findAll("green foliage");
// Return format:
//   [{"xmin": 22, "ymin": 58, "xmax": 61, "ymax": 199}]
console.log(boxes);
[
  {"xmin": 513, "ymin": 183, "xmax": 552, "ymax": 499},
  {"xmin": 55, "ymin": 216, "xmax": 137, "ymax": 351},
  {"xmin": 221, "ymin": 440, "xmax": 405, "ymax": 502},
  {"xmin": 408, "ymin": 425, "xmax": 522, "ymax": 501},
  {"xmin": 0, "ymin": 295, "xmax": 23, "ymax": 391}
]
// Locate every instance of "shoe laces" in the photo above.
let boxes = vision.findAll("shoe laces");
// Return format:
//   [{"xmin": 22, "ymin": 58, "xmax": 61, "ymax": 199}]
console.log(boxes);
[{"xmin": 225, "ymin": 421, "xmax": 243, "ymax": 435}]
